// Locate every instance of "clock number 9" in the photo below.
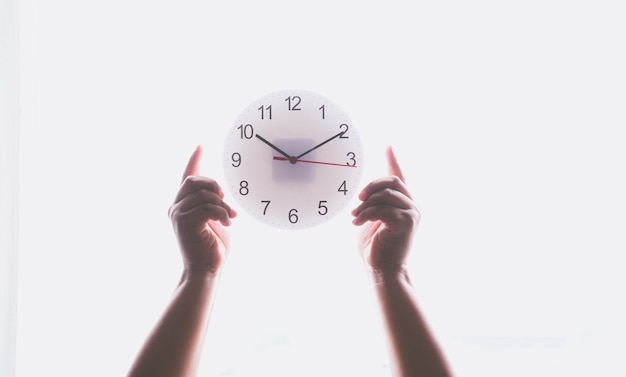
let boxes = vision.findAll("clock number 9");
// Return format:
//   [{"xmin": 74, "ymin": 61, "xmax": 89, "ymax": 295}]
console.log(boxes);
[
  {"xmin": 237, "ymin": 124, "xmax": 254, "ymax": 139},
  {"xmin": 289, "ymin": 209, "xmax": 299, "ymax": 224},
  {"xmin": 339, "ymin": 124, "xmax": 349, "ymax": 139},
  {"xmin": 231, "ymin": 152, "xmax": 242, "ymax": 167}
]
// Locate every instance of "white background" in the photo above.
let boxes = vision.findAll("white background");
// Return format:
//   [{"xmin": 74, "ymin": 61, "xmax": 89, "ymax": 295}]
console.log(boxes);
[{"xmin": 13, "ymin": 0, "xmax": 626, "ymax": 376}]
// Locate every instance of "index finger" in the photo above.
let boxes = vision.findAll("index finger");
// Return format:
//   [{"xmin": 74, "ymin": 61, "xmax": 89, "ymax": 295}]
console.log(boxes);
[
  {"xmin": 386, "ymin": 145, "xmax": 406, "ymax": 182},
  {"xmin": 182, "ymin": 145, "xmax": 203, "ymax": 182}
]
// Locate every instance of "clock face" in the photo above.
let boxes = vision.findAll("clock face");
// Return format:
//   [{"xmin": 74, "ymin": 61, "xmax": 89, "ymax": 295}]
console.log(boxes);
[{"xmin": 223, "ymin": 89, "xmax": 364, "ymax": 229}]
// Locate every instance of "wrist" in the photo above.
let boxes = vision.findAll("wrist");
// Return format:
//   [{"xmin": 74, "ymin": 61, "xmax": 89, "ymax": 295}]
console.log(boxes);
[{"xmin": 366, "ymin": 263, "xmax": 410, "ymax": 284}]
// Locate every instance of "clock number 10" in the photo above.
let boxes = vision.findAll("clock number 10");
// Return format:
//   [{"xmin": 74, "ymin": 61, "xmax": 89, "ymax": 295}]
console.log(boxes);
[{"xmin": 238, "ymin": 124, "xmax": 254, "ymax": 139}]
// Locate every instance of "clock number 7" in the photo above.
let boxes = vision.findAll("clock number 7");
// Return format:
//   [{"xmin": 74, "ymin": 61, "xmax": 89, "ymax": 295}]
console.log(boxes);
[{"xmin": 261, "ymin": 200, "xmax": 271, "ymax": 215}]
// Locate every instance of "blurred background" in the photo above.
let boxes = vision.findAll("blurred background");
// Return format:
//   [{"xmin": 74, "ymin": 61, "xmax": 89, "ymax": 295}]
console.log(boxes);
[{"xmin": 5, "ymin": 0, "xmax": 626, "ymax": 376}]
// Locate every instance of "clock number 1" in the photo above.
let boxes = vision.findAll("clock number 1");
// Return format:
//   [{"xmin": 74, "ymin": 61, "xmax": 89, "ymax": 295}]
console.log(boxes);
[{"xmin": 319, "ymin": 105, "xmax": 325, "ymax": 119}]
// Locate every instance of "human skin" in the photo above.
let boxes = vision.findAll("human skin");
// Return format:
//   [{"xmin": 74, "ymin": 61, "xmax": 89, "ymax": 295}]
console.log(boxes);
[{"xmin": 127, "ymin": 145, "xmax": 452, "ymax": 377}]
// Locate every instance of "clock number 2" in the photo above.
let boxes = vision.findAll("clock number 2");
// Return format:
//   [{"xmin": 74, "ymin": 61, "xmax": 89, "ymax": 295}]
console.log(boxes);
[{"xmin": 339, "ymin": 124, "xmax": 349, "ymax": 139}]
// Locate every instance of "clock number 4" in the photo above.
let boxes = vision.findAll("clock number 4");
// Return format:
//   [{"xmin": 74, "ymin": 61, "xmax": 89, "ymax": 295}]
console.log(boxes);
[{"xmin": 338, "ymin": 180, "xmax": 348, "ymax": 195}]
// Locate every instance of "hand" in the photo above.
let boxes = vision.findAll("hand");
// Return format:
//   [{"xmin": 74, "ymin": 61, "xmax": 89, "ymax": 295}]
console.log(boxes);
[
  {"xmin": 296, "ymin": 130, "xmax": 345, "ymax": 159},
  {"xmin": 352, "ymin": 146, "xmax": 420, "ymax": 271},
  {"xmin": 168, "ymin": 145, "xmax": 237, "ymax": 273},
  {"xmin": 255, "ymin": 134, "xmax": 294, "ymax": 162}
]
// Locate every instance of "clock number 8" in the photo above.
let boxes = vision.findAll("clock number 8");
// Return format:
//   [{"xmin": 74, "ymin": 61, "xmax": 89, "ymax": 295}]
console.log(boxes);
[{"xmin": 239, "ymin": 180, "xmax": 249, "ymax": 196}]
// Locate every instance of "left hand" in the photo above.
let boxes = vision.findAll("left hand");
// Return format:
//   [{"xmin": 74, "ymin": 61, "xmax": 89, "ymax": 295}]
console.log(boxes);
[{"xmin": 168, "ymin": 145, "xmax": 237, "ymax": 273}]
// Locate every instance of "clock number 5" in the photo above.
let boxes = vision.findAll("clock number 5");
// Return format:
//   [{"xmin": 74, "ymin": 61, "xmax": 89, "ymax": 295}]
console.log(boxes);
[{"xmin": 318, "ymin": 200, "xmax": 328, "ymax": 216}]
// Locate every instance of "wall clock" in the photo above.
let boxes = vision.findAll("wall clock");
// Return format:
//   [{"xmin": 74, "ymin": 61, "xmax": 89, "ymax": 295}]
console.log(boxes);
[{"xmin": 223, "ymin": 89, "xmax": 364, "ymax": 229}]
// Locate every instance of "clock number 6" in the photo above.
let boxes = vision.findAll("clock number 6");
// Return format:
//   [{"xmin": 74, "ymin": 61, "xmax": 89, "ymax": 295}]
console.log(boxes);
[{"xmin": 289, "ymin": 209, "xmax": 299, "ymax": 224}]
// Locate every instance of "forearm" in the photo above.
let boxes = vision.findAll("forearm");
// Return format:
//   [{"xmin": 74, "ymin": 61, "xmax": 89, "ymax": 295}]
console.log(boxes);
[
  {"xmin": 127, "ymin": 270, "xmax": 220, "ymax": 377},
  {"xmin": 370, "ymin": 267, "xmax": 451, "ymax": 377}
]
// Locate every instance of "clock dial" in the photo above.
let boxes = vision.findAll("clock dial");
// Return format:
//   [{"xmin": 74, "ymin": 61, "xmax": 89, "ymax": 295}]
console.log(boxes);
[{"xmin": 223, "ymin": 89, "xmax": 364, "ymax": 229}]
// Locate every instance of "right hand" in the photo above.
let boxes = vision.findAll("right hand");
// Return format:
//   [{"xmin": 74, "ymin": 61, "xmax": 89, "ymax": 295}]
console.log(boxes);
[
  {"xmin": 168, "ymin": 146, "xmax": 237, "ymax": 273},
  {"xmin": 351, "ymin": 146, "xmax": 420, "ymax": 272}
]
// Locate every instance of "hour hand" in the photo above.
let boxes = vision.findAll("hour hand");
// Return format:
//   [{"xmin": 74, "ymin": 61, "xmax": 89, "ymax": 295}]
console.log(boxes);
[{"xmin": 255, "ymin": 134, "xmax": 294, "ymax": 161}]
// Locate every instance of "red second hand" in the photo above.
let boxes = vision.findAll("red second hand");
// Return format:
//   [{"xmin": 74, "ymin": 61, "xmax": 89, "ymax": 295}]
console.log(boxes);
[{"xmin": 273, "ymin": 156, "xmax": 356, "ymax": 168}]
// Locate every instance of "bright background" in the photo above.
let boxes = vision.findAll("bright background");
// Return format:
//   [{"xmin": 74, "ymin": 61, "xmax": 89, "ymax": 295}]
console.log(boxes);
[{"xmin": 12, "ymin": 0, "xmax": 626, "ymax": 376}]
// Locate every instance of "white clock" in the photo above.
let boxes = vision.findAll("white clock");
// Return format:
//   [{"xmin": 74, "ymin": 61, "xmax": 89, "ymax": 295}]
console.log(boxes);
[{"xmin": 223, "ymin": 89, "xmax": 364, "ymax": 229}]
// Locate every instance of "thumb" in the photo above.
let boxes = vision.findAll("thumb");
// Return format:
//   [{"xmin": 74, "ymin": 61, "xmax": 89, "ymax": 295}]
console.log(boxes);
[
  {"xmin": 182, "ymin": 145, "xmax": 202, "ymax": 182},
  {"xmin": 386, "ymin": 145, "xmax": 406, "ymax": 182}
]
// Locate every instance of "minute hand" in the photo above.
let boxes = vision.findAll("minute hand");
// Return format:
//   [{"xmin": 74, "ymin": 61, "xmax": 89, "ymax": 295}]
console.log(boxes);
[{"xmin": 296, "ymin": 131, "xmax": 345, "ymax": 159}]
